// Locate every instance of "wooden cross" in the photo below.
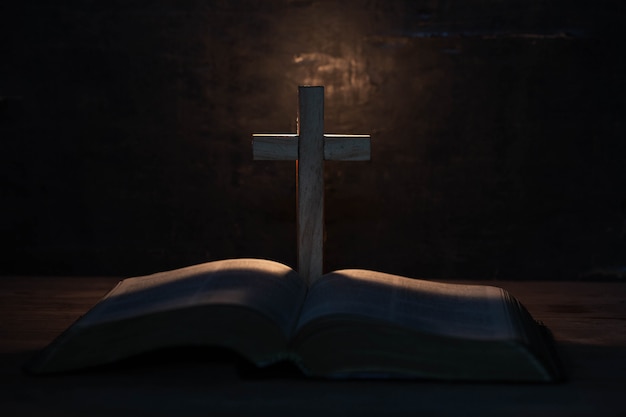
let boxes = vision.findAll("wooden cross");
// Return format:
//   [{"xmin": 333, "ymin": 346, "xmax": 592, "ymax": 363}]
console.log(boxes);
[{"xmin": 252, "ymin": 86, "xmax": 371, "ymax": 285}]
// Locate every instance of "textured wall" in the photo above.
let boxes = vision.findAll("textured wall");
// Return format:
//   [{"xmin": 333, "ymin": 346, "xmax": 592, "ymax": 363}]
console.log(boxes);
[{"xmin": 1, "ymin": 1, "xmax": 625, "ymax": 279}]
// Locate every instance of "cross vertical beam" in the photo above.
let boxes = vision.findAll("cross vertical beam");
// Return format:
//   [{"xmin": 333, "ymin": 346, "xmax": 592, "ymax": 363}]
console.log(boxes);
[
  {"xmin": 297, "ymin": 86, "xmax": 325, "ymax": 285},
  {"xmin": 252, "ymin": 86, "xmax": 371, "ymax": 286}
]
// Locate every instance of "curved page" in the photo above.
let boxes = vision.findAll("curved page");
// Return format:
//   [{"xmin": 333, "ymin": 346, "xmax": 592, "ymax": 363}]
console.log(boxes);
[
  {"xmin": 80, "ymin": 258, "xmax": 306, "ymax": 338},
  {"xmin": 297, "ymin": 270, "xmax": 516, "ymax": 341}
]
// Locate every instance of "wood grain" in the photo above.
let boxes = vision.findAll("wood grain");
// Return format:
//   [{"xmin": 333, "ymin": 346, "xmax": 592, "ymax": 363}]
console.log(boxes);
[
  {"xmin": 297, "ymin": 86, "xmax": 325, "ymax": 285},
  {"xmin": 324, "ymin": 134, "xmax": 371, "ymax": 161},
  {"xmin": 252, "ymin": 134, "xmax": 298, "ymax": 160}
]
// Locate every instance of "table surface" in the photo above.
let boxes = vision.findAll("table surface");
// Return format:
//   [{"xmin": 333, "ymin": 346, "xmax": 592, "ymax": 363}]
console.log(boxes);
[{"xmin": 1, "ymin": 276, "xmax": 625, "ymax": 416}]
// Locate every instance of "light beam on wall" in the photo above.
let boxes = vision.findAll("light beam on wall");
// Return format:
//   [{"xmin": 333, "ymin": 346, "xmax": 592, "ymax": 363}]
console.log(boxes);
[{"xmin": 292, "ymin": 51, "xmax": 372, "ymax": 103}]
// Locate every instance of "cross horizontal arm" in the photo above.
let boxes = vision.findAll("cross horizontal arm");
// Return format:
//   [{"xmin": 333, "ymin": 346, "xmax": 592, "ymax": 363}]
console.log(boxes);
[
  {"xmin": 324, "ymin": 134, "xmax": 371, "ymax": 161},
  {"xmin": 252, "ymin": 134, "xmax": 371, "ymax": 161},
  {"xmin": 252, "ymin": 134, "xmax": 298, "ymax": 160}
]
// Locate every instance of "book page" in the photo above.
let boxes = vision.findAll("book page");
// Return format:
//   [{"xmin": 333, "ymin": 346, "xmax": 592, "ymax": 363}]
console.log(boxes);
[
  {"xmin": 296, "ymin": 270, "xmax": 516, "ymax": 340},
  {"xmin": 77, "ymin": 259, "xmax": 307, "ymax": 337}
]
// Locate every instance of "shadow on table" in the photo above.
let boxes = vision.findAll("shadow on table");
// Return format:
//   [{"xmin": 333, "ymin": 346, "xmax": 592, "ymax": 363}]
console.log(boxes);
[{"xmin": 9, "ymin": 340, "xmax": 626, "ymax": 383}]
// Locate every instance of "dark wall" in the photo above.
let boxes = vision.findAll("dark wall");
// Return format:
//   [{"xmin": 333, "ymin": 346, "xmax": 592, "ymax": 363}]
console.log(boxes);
[{"xmin": 1, "ymin": 1, "xmax": 625, "ymax": 280}]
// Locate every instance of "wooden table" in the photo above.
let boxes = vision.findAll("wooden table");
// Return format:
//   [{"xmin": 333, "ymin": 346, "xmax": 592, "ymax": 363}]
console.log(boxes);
[{"xmin": 1, "ymin": 276, "xmax": 625, "ymax": 416}]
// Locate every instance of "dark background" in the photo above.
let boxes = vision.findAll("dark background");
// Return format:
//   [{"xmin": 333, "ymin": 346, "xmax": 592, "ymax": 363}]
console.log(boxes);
[{"xmin": 1, "ymin": 1, "xmax": 624, "ymax": 280}]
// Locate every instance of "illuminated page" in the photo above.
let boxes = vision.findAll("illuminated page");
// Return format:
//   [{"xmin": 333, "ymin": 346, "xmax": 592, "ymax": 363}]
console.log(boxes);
[
  {"xmin": 78, "ymin": 259, "xmax": 307, "ymax": 337},
  {"xmin": 296, "ymin": 270, "xmax": 516, "ymax": 340}
]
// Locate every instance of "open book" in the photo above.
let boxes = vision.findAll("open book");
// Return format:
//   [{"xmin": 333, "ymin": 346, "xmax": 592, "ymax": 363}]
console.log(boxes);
[{"xmin": 26, "ymin": 259, "xmax": 562, "ymax": 381}]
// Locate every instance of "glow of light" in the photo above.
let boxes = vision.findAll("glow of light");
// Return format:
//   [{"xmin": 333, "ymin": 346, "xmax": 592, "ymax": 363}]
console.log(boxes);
[{"xmin": 293, "ymin": 52, "xmax": 372, "ymax": 103}]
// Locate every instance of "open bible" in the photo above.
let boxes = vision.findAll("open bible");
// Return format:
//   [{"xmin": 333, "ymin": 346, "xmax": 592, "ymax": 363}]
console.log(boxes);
[{"xmin": 26, "ymin": 258, "xmax": 562, "ymax": 381}]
